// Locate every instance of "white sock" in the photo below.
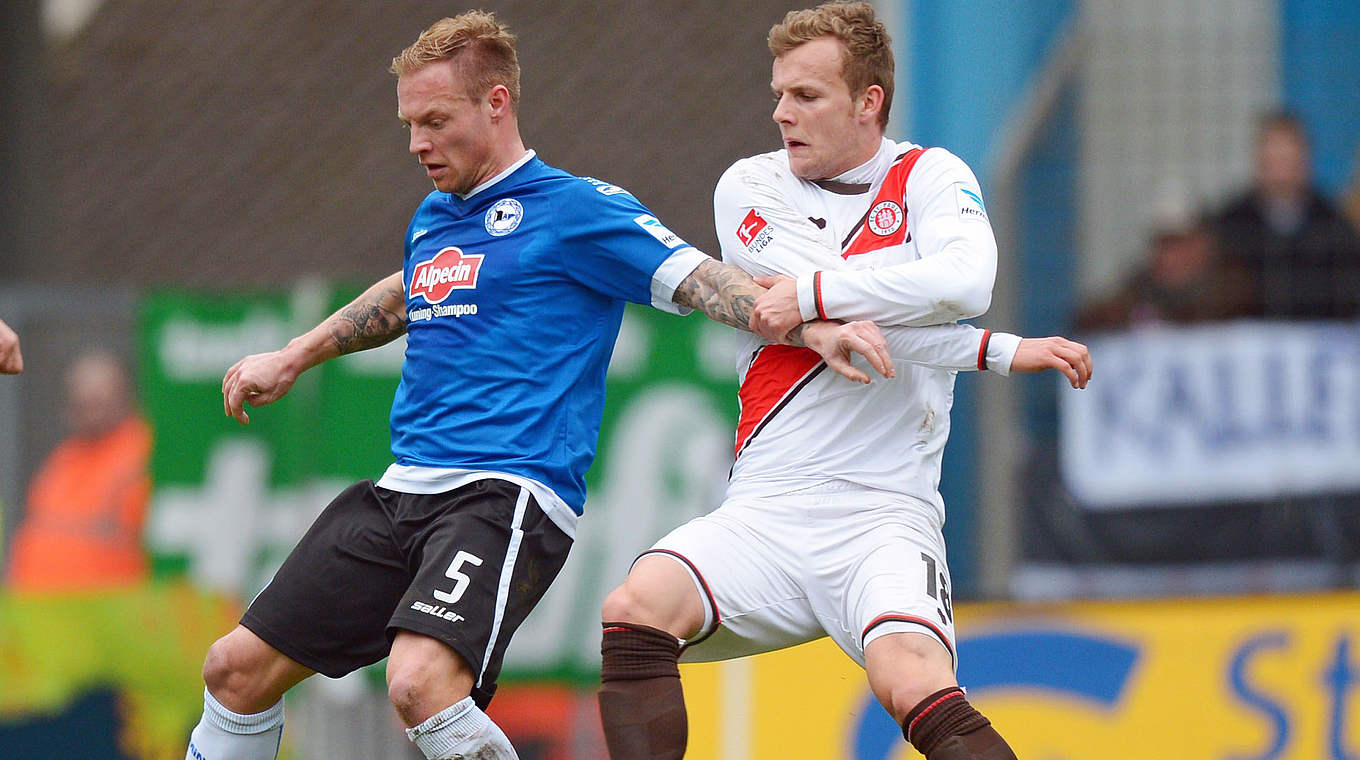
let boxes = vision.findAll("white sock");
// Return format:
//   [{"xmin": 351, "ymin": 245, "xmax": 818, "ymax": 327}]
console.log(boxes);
[
  {"xmin": 185, "ymin": 687, "xmax": 284, "ymax": 760},
  {"xmin": 405, "ymin": 696, "xmax": 518, "ymax": 759}
]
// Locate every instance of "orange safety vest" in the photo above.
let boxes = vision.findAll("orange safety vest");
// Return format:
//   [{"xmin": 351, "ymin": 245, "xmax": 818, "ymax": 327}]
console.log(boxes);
[{"xmin": 6, "ymin": 416, "xmax": 153, "ymax": 592}]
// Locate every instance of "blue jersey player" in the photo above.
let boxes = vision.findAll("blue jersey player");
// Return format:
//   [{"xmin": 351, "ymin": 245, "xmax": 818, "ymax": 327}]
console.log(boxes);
[{"xmin": 187, "ymin": 11, "xmax": 894, "ymax": 760}]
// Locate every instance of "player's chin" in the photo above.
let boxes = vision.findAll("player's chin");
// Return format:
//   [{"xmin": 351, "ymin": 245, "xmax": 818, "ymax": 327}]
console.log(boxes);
[
  {"xmin": 787, "ymin": 156, "xmax": 822, "ymax": 181},
  {"xmin": 427, "ymin": 168, "xmax": 458, "ymax": 192}
]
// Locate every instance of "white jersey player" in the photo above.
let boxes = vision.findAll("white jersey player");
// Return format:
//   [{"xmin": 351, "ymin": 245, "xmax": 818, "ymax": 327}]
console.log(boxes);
[
  {"xmin": 596, "ymin": 5, "xmax": 1090, "ymax": 760},
  {"xmin": 718, "ymin": 136, "xmax": 1012, "ymax": 513}
]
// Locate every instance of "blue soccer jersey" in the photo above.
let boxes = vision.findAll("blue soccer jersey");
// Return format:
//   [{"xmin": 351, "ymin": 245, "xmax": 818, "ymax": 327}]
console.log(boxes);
[{"xmin": 386, "ymin": 151, "xmax": 701, "ymax": 514}]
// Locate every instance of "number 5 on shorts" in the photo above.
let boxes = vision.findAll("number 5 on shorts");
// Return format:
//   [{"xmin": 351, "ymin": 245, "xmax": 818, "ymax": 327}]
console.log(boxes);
[{"xmin": 433, "ymin": 550, "xmax": 484, "ymax": 604}]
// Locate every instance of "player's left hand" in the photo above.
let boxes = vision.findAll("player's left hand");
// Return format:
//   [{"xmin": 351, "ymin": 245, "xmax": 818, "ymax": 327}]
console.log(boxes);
[
  {"xmin": 1011, "ymin": 336, "xmax": 1092, "ymax": 388},
  {"xmin": 801, "ymin": 320, "xmax": 896, "ymax": 384},
  {"xmin": 750, "ymin": 274, "xmax": 803, "ymax": 342}
]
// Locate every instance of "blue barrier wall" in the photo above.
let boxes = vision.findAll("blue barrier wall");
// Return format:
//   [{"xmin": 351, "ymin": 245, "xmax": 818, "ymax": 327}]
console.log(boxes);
[
  {"xmin": 1280, "ymin": 0, "xmax": 1360, "ymax": 195},
  {"xmin": 895, "ymin": 1, "xmax": 1077, "ymax": 597}
]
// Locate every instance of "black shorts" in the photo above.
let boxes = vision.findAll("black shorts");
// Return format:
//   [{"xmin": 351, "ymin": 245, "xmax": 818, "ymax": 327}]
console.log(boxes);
[{"xmin": 241, "ymin": 478, "xmax": 572, "ymax": 708}]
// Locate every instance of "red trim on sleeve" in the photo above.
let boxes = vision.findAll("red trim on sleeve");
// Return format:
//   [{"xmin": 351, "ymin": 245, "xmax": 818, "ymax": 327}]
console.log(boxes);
[
  {"xmin": 976, "ymin": 329, "xmax": 992, "ymax": 371},
  {"xmin": 813, "ymin": 271, "xmax": 827, "ymax": 320}
]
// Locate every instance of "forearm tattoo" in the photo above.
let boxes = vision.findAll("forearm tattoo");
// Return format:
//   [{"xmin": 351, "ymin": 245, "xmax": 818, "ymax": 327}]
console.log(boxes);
[
  {"xmin": 329, "ymin": 281, "xmax": 406, "ymax": 355},
  {"xmin": 673, "ymin": 259, "xmax": 759, "ymax": 332},
  {"xmin": 673, "ymin": 259, "xmax": 809, "ymax": 346}
]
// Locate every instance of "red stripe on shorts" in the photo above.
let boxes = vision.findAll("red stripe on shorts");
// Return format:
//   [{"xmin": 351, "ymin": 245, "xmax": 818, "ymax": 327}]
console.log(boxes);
[{"xmin": 862, "ymin": 613, "xmax": 955, "ymax": 660}]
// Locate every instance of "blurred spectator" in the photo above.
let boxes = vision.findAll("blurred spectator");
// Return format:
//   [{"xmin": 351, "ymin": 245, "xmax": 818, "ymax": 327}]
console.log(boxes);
[
  {"xmin": 0, "ymin": 318, "xmax": 21, "ymax": 374},
  {"xmin": 5, "ymin": 352, "xmax": 152, "ymax": 592},
  {"xmin": 1077, "ymin": 198, "xmax": 1250, "ymax": 331},
  {"xmin": 1345, "ymin": 142, "xmax": 1360, "ymax": 233},
  {"xmin": 1211, "ymin": 110, "xmax": 1360, "ymax": 319}
]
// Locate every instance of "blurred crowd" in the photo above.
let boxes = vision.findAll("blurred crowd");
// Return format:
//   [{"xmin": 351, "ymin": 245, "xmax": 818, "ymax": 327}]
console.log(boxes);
[{"xmin": 1077, "ymin": 110, "xmax": 1360, "ymax": 330}]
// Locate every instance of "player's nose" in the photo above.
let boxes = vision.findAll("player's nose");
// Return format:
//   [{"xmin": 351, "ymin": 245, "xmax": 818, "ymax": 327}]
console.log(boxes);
[
  {"xmin": 408, "ymin": 128, "xmax": 430, "ymax": 155},
  {"xmin": 772, "ymin": 95, "xmax": 794, "ymax": 125}
]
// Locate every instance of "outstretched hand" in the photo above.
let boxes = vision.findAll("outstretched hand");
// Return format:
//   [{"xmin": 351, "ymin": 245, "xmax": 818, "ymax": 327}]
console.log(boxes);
[
  {"xmin": 750, "ymin": 274, "xmax": 803, "ymax": 342},
  {"xmin": 0, "ymin": 318, "xmax": 22, "ymax": 374},
  {"xmin": 222, "ymin": 350, "xmax": 302, "ymax": 425},
  {"xmin": 1011, "ymin": 336, "xmax": 1092, "ymax": 388},
  {"xmin": 800, "ymin": 320, "xmax": 896, "ymax": 384}
]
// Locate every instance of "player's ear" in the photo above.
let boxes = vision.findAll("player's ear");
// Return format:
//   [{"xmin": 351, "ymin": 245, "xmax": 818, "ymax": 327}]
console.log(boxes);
[
  {"xmin": 858, "ymin": 85, "xmax": 885, "ymax": 125},
  {"xmin": 486, "ymin": 84, "xmax": 512, "ymax": 119}
]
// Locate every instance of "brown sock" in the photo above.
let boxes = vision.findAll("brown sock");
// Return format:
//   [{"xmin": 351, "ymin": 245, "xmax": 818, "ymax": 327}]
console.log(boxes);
[
  {"xmin": 902, "ymin": 687, "xmax": 1018, "ymax": 760},
  {"xmin": 598, "ymin": 622, "xmax": 687, "ymax": 760}
]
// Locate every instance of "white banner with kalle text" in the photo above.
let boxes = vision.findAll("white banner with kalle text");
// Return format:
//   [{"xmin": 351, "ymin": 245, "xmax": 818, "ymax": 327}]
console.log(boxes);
[{"xmin": 1060, "ymin": 321, "xmax": 1360, "ymax": 509}]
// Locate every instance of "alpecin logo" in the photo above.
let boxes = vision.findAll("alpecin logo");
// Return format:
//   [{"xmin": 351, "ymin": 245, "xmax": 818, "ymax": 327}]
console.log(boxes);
[{"xmin": 410, "ymin": 247, "xmax": 484, "ymax": 304}]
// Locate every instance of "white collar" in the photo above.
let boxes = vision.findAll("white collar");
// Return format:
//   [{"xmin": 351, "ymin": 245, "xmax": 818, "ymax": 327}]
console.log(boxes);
[
  {"xmin": 457, "ymin": 149, "xmax": 536, "ymax": 200},
  {"xmin": 828, "ymin": 137, "xmax": 900, "ymax": 185}
]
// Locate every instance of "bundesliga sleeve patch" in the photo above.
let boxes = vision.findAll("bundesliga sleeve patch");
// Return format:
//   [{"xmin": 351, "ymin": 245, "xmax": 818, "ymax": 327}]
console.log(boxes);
[
  {"xmin": 955, "ymin": 185, "xmax": 988, "ymax": 222},
  {"xmin": 633, "ymin": 215, "xmax": 687, "ymax": 249},
  {"xmin": 736, "ymin": 209, "xmax": 775, "ymax": 253},
  {"xmin": 737, "ymin": 209, "xmax": 767, "ymax": 245}
]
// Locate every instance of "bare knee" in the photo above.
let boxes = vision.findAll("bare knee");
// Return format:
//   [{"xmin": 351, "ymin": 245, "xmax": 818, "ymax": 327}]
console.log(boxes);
[
  {"xmin": 385, "ymin": 661, "xmax": 435, "ymax": 727},
  {"xmin": 881, "ymin": 674, "xmax": 950, "ymax": 724},
  {"xmin": 865, "ymin": 632, "xmax": 958, "ymax": 723},
  {"xmin": 386, "ymin": 632, "xmax": 474, "ymax": 727},
  {"xmin": 600, "ymin": 584, "xmax": 651, "ymax": 625},
  {"xmin": 202, "ymin": 627, "xmax": 306, "ymax": 714},
  {"xmin": 601, "ymin": 557, "xmax": 704, "ymax": 638}
]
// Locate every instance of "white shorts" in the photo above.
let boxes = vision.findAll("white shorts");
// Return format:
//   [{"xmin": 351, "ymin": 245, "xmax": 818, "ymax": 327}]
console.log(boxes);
[{"xmin": 646, "ymin": 480, "xmax": 957, "ymax": 669}]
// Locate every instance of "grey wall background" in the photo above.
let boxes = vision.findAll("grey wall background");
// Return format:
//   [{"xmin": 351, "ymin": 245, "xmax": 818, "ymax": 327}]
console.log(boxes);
[{"xmin": 2, "ymin": 1, "xmax": 813, "ymax": 287}]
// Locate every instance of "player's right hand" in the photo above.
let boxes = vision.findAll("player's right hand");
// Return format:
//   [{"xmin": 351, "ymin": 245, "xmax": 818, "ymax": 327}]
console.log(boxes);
[
  {"xmin": 801, "ymin": 320, "xmax": 896, "ymax": 384},
  {"xmin": 1011, "ymin": 336, "xmax": 1092, "ymax": 388},
  {"xmin": 222, "ymin": 350, "xmax": 301, "ymax": 425},
  {"xmin": 750, "ymin": 274, "xmax": 804, "ymax": 342}
]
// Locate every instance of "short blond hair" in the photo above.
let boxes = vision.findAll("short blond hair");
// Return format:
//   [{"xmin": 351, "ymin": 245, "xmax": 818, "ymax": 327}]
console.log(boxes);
[
  {"xmin": 391, "ymin": 11, "xmax": 521, "ymax": 112},
  {"xmin": 769, "ymin": 2, "xmax": 894, "ymax": 128}
]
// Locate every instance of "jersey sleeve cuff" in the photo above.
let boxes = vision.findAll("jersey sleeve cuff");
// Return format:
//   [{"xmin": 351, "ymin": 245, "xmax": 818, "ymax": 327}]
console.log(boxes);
[
  {"xmin": 796, "ymin": 272, "xmax": 823, "ymax": 322},
  {"xmin": 984, "ymin": 331, "xmax": 1021, "ymax": 376},
  {"xmin": 650, "ymin": 247, "xmax": 709, "ymax": 315}
]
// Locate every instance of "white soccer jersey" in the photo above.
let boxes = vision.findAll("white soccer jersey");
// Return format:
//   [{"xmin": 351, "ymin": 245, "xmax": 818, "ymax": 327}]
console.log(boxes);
[{"xmin": 715, "ymin": 137, "xmax": 1018, "ymax": 518}]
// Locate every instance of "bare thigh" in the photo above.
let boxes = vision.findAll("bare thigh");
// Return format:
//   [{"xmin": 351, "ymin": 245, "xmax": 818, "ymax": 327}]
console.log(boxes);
[{"xmin": 601, "ymin": 553, "xmax": 707, "ymax": 638}]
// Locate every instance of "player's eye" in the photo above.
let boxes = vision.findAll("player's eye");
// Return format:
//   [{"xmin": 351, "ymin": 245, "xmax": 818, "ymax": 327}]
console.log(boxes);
[{"xmin": 429, "ymin": 119, "xmax": 444, "ymax": 129}]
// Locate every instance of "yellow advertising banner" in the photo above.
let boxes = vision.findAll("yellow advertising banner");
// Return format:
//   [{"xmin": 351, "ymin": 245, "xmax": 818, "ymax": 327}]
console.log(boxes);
[{"xmin": 681, "ymin": 592, "xmax": 1360, "ymax": 759}]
